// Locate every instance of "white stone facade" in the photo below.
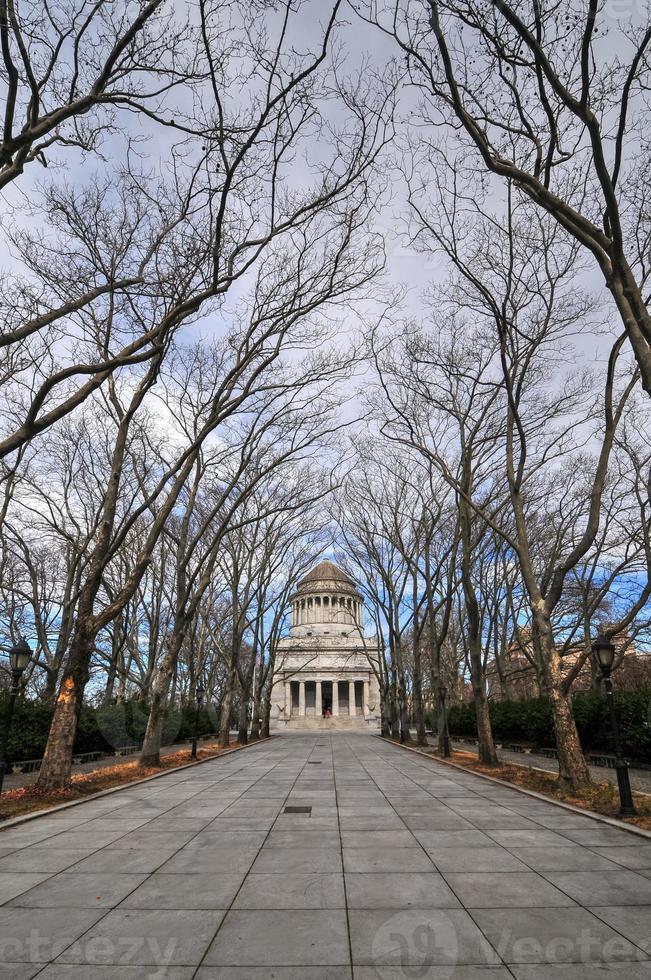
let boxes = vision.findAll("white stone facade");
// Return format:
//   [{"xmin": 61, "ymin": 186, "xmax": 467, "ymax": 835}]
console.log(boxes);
[{"xmin": 269, "ymin": 560, "xmax": 382, "ymax": 730}]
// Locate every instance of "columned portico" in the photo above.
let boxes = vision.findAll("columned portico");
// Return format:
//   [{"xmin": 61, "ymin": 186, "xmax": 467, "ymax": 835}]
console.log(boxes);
[{"xmin": 283, "ymin": 677, "xmax": 368, "ymax": 719}]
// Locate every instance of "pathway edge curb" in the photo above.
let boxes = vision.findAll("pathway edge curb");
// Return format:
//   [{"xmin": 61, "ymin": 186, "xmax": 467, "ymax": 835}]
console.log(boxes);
[
  {"xmin": 378, "ymin": 734, "xmax": 651, "ymax": 841},
  {"xmin": 0, "ymin": 736, "xmax": 274, "ymax": 831}
]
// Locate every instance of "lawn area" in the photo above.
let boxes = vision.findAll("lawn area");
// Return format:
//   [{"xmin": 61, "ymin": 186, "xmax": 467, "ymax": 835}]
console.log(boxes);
[
  {"xmin": 389, "ymin": 738, "xmax": 651, "ymax": 833},
  {"xmin": 0, "ymin": 738, "xmax": 256, "ymax": 824}
]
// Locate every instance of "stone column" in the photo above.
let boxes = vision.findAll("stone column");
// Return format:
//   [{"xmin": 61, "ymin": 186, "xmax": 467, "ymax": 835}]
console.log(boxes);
[
  {"xmin": 332, "ymin": 680, "xmax": 339, "ymax": 716},
  {"xmin": 299, "ymin": 681, "xmax": 306, "ymax": 717},
  {"xmin": 363, "ymin": 680, "xmax": 370, "ymax": 718},
  {"xmin": 285, "ymin": 681, "xmax": 291, "ymax": 718},
  {"xmin": 315, "ymin": 680, "xmax": 322, "ymax": 717},
  {"xmin": 349, "ymin": 680, "xmax": 356, "ymax": 716}
]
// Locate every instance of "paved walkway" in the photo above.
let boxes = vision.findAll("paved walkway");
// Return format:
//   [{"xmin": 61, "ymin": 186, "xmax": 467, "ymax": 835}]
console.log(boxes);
[
  {"xmin": 3, "ymin": 738, "xmax": 228, "ymax": 790},
  {"xmin": 0, "ymin": 732, "xmax": 650, "ymax": 979},
  {"xmin": 451, "ymin": 739, "xmax": 651, "ymax": 794}
]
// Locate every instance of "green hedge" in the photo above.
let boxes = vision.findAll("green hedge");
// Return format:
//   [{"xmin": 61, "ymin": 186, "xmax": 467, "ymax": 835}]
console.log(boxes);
[
  {"xmin": 443, "ymin": 690, "xmax": 651, "ymax": 761},
  {"xmin": 1, "ymin": 696, "xmax": 217, "ymax": 763}
]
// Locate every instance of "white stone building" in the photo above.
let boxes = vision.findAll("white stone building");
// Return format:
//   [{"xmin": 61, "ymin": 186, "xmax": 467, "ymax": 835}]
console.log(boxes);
[{"xmin": 269, "ymin": 560, "xmax": 382, "ymax": 729}]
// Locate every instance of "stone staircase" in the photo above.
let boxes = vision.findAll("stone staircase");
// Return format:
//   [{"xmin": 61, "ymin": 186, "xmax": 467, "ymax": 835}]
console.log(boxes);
[{"xmin": 285, "ymin": 716, "xmax": 370, "ymax": 731}]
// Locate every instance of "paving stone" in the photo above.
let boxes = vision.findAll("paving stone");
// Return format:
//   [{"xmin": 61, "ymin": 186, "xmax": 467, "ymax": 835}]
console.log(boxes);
[
  {"xmin": 345, "ymin": 872, "xmax": 460, "ymax": 908},
  {"xmin": 485, "ymin": 829, "xmax": 574, "ymax": 848},
  {"xmin": 509, "ymin": 967, "xmax": 651, "ymax": 979},
  {"xmin": 444, "ymin": 872, "xmax": 576, "ymax": 908},
  {"xmin": 0, "ymin": 965, "xmax": 44, "ymax": 979},
  {"xmin": 158, "ymin": 845, "xmax": 259, "ymax": 874},
  {"xmin": 0, "ymin": 872, "xmax": 52, "ymax": 903},
  {"xmin": 590, "ymin": 845, "xmax": 651, "ymax": 870},
  {"xmin": 34, "ymin": 968, "xmax": 194, "ymax": 979},
  {"xmin": 251, "ymin": 846, "xmax": 342, "ymax": 874},
  {"xmin": 0, "ymin": 907, "xmax": 105, "ymax": 962},
  {"xmin": 557, "ymin": 826, "xmax": 643, "ymax": 847},
  {"xmin": 57, "ymin": 909, "xmax": 222, "ymax": 965},
  {"xmin": 348, "ymin": 908, "xmax": 500, "ymax": 966},
  {"xmin": 544, "ymin": 870, "xmax": 651, "ymax": 906},
  {"xmin": 233, "ymin": 872, "xmax": 345, "ymax": 909},
  {"xmin": 265, "ymin": 830, "xmax": 341, "ymax": 848},
  {"xmin": 353, "ymin": 969, "xmax": 512, "ymax": 980},
  {"xmin": 340, "ymin": 830, "xmax": 419, "ymax": 848},
  {"xmin": 0, "ymin": 850, "xmax": 90, "ymax": 874},
  {"xmin": 587, "ymin": 905, "xmax": 651, "ymax": 948},
  {"xmin": 66, "ymin": 847, "xmax": 180, "ymax": 873},
  {"xmin": 204, "ymin": 909, "xmax": 349, "ymax": 966},
  {"xmin": 506, "ymin": 846, "xmax": 624, "ymax": 873},
  {"xmin": 196, "ymin": 968, "xmax": 352, "ymax": 979},
  {"xmin": 402, "ymin": 815, "xmax": 477, "ymax": 831},
  {"xmin": 425, "ymin": 847, "xmax": 530, "ymax": 873},
  {"xmin": 472, "ymin": 907, "xmax": 644, "ymax": 963},
  {"xmin": 413, "ymin": 830, "xmax": 496, "ymax": 849},
  {"xmin": 343, "ymin": 847, "xmax": 435, "ymax": 873},
  {"xmin": 8, "ymin": 871, "xmax": 148, "ymax": 908},
  {"xmin": 120, "ymin": 872, "xmax": 245, "ymax": 909}
]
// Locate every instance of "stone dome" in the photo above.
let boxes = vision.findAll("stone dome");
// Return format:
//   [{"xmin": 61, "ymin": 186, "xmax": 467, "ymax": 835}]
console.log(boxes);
[
  {"xmin": 297, "ymin": 560, "xmax": 358, "ymax": 592},
  {"xmin": 290, "ymin": 560, "xmax": 363, "ymax": 635}
]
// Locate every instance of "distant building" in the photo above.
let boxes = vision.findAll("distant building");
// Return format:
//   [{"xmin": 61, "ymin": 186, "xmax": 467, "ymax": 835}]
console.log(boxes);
[
  {"xmin": 269, "ymin": 560, "xmax": 381, "ymax": 729},
  {"xmin": 486, "ymin": 627, "xmax": 642, "ymax": 699}
]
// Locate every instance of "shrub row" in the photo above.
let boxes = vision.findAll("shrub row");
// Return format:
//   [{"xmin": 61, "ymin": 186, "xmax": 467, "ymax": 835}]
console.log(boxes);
[
  {"xmin": 1, "ymin": 696, "xmax": 218, "ymax": 763},
  {"xmin": 441, "ymin": 689, "xmax": 651, "ymax": 761}
]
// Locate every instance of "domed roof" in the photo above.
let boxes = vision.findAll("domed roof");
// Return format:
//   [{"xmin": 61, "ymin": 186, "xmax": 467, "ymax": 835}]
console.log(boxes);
[{"xmin": 298, "ymin": 560, "xmax": 356, "ymax": 589}]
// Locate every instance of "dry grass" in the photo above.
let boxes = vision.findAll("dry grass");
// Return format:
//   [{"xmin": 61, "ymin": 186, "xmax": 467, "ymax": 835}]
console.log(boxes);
[
  {"xmin": 0, "ymin": 739, "xmax": 248, "ymax": 824},
  {"xmin": 390, "ymin": 738, "xmax": 651, "ymax": 833}
]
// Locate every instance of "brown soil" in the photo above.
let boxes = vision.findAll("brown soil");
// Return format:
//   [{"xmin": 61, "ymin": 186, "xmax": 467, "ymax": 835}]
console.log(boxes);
[
  {"xmin": 387, "ymin": 737, "xmax": 651, "ymax": 833},
  {"xmin": 0, "ymin": 739, "xmax": 253, "ymax": 824}
]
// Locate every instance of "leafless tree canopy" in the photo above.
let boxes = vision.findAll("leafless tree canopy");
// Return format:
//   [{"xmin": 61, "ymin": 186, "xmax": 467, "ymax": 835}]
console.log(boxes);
[{"xmin": 1, "ymin": 0, "xmax": 649, "ymax": 793}]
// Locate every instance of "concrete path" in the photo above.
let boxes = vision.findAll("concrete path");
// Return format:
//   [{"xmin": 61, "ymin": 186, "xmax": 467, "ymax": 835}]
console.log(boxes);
[
  {"xmin": 451, "ymin": 739, "xmax": 651, "ymax": 794},
  {"xmin": 0, "ymin": 732, "xmax": 649, "ymax": 979},
  {"xmin": 3, "ymin": 739, "xmax": 226, "ymax": 791}
]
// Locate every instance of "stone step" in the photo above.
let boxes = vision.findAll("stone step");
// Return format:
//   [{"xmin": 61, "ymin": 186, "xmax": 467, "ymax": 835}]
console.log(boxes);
[{"xmin": 285, "ymin": 716, "xmax": 370, "ymax": 730}]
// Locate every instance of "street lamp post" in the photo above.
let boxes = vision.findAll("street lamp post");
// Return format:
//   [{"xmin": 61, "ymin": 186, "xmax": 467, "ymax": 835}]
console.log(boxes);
[
  {"xmin": 191, "ymin": 684, "xmax": 205, "ymax": 760},
  {"xmin": 0, "ymin": 636, "xmax": 32, "ymax": 795},
  {"xmin": 592, "ymin": 632, "xmax": 636, "ymax": 817},
  {"xmin": 438, "ymin": 685, "xmax": 451, "ymax": 758}
]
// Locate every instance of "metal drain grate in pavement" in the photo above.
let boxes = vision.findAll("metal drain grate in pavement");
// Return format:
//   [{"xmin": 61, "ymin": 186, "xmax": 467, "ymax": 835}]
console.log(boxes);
[
  {"xmin": 307, "ymin": 761, "xmax": 322, "ymax": 764},
  {"xmin": 284, "ymin": 806, "xmax": 312, "ymax": 815}
]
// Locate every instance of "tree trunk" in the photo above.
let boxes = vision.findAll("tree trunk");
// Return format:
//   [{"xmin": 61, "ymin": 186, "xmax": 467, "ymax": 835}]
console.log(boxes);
[
  {"xmin": 237, "ymin": 697, "xmax": 248, "ymax": 745},
  {"xmin": 250, "ymin": 690, "xmax": 262, "ymax": 740},
  {"xmin": 219, "ymin": 674, "xmax": 234, "ymax": 748},
  {"xmin": 36, "ymin": 611, "xmax": 95, "ymax": 788},
  {"xmin": 534, "ymin": 612, "xmax": 591, "ymax": 789},
  {"xmin": 260, "ymin": 690, "xmax": 272, "ymax": 738},
  {"xmin": 43, "ymin": 665, "xmax": 59, "ymax": 704},
  {"xmin": 139, "ymin": 635, "xmax": 181, "ymax": 767},
  {"xmin": 380, "ymin": 685, "xmax": 391, "ymax": 736}
]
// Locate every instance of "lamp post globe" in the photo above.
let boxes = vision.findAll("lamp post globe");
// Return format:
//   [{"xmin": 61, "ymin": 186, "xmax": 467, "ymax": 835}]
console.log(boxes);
[
  {"xmin": 9, "ymin": 636, "xmax": 31, "ymax": 677},
  {"xmin": 592, "ymin": 633, "xmax": 616, "ymax": 677}
]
